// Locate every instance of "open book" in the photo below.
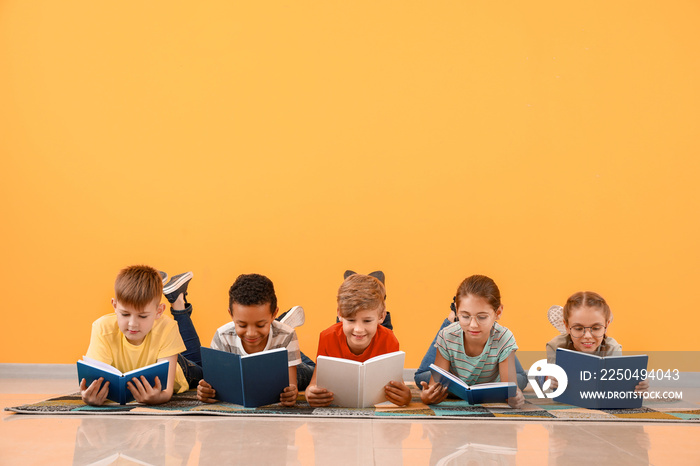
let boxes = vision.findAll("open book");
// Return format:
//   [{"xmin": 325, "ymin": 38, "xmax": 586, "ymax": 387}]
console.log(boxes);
[
  {"xmin": 76, "ymin": 357, "xmax": 169, "ymax": 405},
  {"xmin": 429, "ymin": 364, "xmax": 516, "ymax": 404},
  {"xmin": 200, "ymin": 346, "xmax": 289, "ymax": 408},
  {"xmin": 316, "ymin": 351, "xmax": 405, "ymax": 408},
  {"xmin": 554, "ymin": 348, "xmax": 648, "ymax": 409}
]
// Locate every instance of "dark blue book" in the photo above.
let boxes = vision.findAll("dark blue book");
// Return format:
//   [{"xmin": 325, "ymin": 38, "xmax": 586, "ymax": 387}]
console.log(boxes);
[
  {"xmin": 200, "ymin": 346, "xmax": 289, "ymax": 408},
  {"xmin": 76, "ymin": 357, "xmax": 169, "ymax": 405},
  {"xmin": 429, "ymin": 364, "xmax": 516, "ymax": 404},
  {"xmin": 554, "ymin": 348, "xmax": 648, "ymax": 409}
]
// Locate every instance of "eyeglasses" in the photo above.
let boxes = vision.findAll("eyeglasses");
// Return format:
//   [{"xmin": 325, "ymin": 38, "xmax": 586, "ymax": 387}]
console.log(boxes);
[
  {"xmin": 569, "ymin": 325, "xmax": 606, "ymax": 338},
  {"xmin": 458, "ymin": 314, "xmax": 492, "ymax": 325}
]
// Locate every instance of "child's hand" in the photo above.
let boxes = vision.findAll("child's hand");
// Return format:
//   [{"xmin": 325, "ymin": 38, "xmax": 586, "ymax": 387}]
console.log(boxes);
[
  {"xmin": 385, "ymin": 380, "xmax": 412, "ymax": 407},
  {"xmin": 280, "ymin": 384, "xmax": 298, "ymax": 407},
  {"xmin": 197, "ymin": 379, "xmax": 217, "ymax": 403},
  {"xmin": 419, "ymin": 381, "xmax": 448, "ymax": 405},
  {"xmin": 546, "ymin": 376, "xmax": 558, "ymax": 391},
  {"xmin": 507, "ymin": 388, "xmax": 525, "ymax": 409},
  {"xmin": 635, "ymin": 379, "xmax": 649, "ymax": 392},
  {"xmin": 80, "ymin": 377, "xmax": 109, "ymax": 406},
  {"xmin": 127, "ymin": 376, "xmax": 165, "ymax": 405},
  {"xmin": 305, "ymin": 385, "xmax": 334, "ymax": 407}
]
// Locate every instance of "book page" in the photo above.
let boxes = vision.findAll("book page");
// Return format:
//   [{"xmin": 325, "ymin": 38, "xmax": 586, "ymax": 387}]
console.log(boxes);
[
  {"xmin": 122, "ymin": 360, "xmax": 168, "ymax": 379},
  {"xmin": 361, "ymin": 351, "xmax": 405, "ymax": 407},
  {"xmin": 429, "ymin": 364, "xmax": 469, "ymax": 390},
  {"xmin": 81, "ymin": 356, "xmax": 123, "ymax": 376},
  {"xmin": 470, "ymin": 382, "xmax": 515, "ymax": 389},
  {"xmin": 316, "ymin": 356, "xmax": 362, "ymax": 408},
  {"xmin": 241, "ymin": 347, "xmax": 287, "ymax": 360}
]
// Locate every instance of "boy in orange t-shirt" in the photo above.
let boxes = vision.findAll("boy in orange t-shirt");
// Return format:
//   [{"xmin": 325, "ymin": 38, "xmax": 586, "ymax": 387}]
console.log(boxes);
[{"xmin": 304, "ymin": 273, "xmax": 411, "ymax": 407}]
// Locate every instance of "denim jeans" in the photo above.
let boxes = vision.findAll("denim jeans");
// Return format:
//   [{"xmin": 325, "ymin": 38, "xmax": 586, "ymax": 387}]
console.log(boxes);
[
  {"xmin": 172, "ymin": 304, "xmax": 204, "ymax": 389},
  {"xmin": 177, "ymin": 353, "xmax": 203, "ymax": 389},
  {"xmin": 414, "ymin": 318, "xmax": 528, "ymax": 390},
  {"xmin": 296, "ymin": 353, "xmax": 316, "ymax": 391}
]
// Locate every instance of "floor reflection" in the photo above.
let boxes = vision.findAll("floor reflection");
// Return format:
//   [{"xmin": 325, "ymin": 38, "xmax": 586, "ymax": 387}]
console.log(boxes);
[
  {"xmin": 546, "ymin": 424, "xmax": 650, "ymax": 465},
  {"xmin": 417, "ymin": 421, "xmax": 519, "ymax": 465},
  {"xmin": 72, "ymin": 417, "xmax": 308, "ymax": 466},
  {"xmin": 1, "ymin": 390, "xmax": 698, "ymax": 466}
]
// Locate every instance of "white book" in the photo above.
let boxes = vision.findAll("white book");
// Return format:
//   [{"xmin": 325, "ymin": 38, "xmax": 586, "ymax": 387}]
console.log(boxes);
[{"xmin": 316, "ymin": 351, "xmax": 405, "ymax": 408}]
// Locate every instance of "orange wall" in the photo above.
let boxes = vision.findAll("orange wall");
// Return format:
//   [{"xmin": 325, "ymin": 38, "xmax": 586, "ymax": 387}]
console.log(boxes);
[{"xmin": 2, "ymin": 1, "xmax": 699, "ymax": 366}]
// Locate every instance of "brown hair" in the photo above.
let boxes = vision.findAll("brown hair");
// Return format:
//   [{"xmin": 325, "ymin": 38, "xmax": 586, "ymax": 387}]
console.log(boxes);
[
  {"xmin": 562, "ymin": 291, "xmax": 611, "ymax": 323},
  {"xmin": 114, "ymin": 265, "xmax": 162, "ymax": 311},
  {"xmin": 337, "ymin": 274, "xmax": 386, "ymax": 318},
  {"xmin": 455, "ymin": 275, "xmax": 501, "ymax": 310}
]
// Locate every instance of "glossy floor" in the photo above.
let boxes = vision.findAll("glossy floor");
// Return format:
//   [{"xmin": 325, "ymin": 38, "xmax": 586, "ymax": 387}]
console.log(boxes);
[{"xmin": 1, "ymin": 377, "xmax": 698, "ymax": 465}]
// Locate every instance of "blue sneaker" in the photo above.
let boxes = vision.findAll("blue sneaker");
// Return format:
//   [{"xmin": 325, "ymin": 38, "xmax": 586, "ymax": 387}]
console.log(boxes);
[{"xmin": 163, "ymin": 272, "xmax": 193, "ymax": 304}]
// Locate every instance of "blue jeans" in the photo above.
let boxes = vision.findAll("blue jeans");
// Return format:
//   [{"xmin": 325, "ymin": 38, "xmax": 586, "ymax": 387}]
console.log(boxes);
[
  {"xmin": 275, "ymin": 307, "xmax": 316, "ymax": 390},
  {"xmin": 296, "ymin": 353, "xmax": 315, "ymax": 391},
  {"xmin": 414, "ymin": 318, "xmax": 528, "ymax": 390},
  {"xmin": 172, "ymin": 304, "xmax": 204, "ymax": 389}
]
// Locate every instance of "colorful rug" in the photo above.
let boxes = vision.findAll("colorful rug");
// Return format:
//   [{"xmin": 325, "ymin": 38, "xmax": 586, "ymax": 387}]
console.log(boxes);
[{"xmin": 6, "ymin": 387, "xmax": 700, "ymax": 423}]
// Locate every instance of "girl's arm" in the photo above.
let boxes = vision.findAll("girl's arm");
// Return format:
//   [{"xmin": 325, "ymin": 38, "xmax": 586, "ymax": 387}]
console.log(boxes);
[
  {"xmin": 279, "ymin": 365, "xmax": 298, "ymax": 406},
  {"xmin": 304, "ymin": 366, "xmax": 334, "ymax": 407},
  {"xmin": 419, "ymin": 351, "xmax": 449, "ymax": 405},
  {"xmin": 634, "ymin": 379, "xmax": 649, "ymax": 392},
  {"xmin": 499, "ymin": 353, "xmax": 525, "ymax": 408},
  {"xmin": 126, "ymin": 354, "xmax": 178, "ymax": 405}
]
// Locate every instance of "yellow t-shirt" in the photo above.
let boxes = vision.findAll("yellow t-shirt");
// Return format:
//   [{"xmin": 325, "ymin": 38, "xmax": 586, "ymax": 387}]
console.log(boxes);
[{"xmin": 85, "ymin": 313, "xmax": 189, "ymax": 394}]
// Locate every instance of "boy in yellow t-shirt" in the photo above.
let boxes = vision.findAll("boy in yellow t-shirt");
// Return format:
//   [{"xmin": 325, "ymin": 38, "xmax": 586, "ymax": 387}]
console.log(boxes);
[{"xmin": 80, "ymin": 265, "xmax": 202, "ymax": 406}]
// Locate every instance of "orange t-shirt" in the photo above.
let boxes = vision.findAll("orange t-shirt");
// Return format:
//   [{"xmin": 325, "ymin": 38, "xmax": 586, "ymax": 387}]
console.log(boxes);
[{"xmin": 316, "ymin": 322, "xmax": 400, "ymax": 362}]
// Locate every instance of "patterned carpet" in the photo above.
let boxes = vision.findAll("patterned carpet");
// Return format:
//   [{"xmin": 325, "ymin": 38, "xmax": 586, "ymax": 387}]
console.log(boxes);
[{"xmin": 6, "ymin": 387, "xmax": 700, "ymax": 422}]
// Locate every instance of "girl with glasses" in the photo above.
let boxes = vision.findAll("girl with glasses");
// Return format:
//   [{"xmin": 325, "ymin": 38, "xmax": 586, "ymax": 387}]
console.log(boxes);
[
  {"xmin": 416, "ymin": 275, "xmax": 525, "ymax": 408},
  {"xmin": 546, "ymin": 291, "xmax": 648, "ymax": 391}
]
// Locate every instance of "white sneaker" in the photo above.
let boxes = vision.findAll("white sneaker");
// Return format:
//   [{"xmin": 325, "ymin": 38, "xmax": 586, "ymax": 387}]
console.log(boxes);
[
  {"xmin": 547, "ymin": 305, "xmax": 567, "ymax": 335},
  {"xmin": 280, "ymin": 306, "xmax": 305, "ymax": 328}
]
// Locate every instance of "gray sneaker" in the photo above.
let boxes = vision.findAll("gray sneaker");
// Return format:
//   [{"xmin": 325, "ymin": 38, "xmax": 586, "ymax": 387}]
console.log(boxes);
[
  {"xmin": 159, "ymin": 271, "xmax": 168, "ymax": 284},
  {"xmin": 163, "ymin": 272, "xmax": 193, "ymax": 304},
  {"xmin": 279, "ymin": 305, "xmax": 305, "ymax": 328}
]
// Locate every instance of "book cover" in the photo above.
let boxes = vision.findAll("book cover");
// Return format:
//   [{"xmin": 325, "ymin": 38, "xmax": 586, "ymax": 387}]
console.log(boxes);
[
  {"xmin": 200, "ymin": 346, "xmax": 289, "ymax": 408},
  {"xmin": 76, "ymin": 357, "xmax": 169, "ymax": 405},
  {"xmin": 428, "ymin": 364, "xmax": 516, "ymax": 404},
  {"xmin": 316, "ymin": 351, "xmax": 405, "ymax": 408},
  {"xmin": 554, "ymin": 348, "xmax": 648, "ymax": 409}
]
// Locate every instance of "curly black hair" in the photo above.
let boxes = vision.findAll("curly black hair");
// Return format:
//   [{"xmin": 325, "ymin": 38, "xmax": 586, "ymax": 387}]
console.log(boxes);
[{"xmin": 228, "ymin": 273, "xmax": 277, "ymax": 314}]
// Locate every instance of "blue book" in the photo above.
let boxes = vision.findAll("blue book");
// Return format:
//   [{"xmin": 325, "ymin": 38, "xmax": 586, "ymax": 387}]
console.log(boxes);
[
  {"xmin": 76, "ymin": 357, "xmax": 169, "ymax": 405},
  {"xmin": 554, "ymin": 348, "xmax": 648, "ymax": 409},
  {"xmin": 200, "ymin": 346, "xmax": 289, "ymax": 408},
  {"xmin": 429, "ymin": 364, "xmax": 516, "ymax": 404}
]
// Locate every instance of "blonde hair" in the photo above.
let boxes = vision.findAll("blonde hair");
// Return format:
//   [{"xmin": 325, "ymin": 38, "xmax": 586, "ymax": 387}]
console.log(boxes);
[
  {"xmin": 563, "ymin": 291, "xmax": 611, "ymax": 323},
  {"xmin": 337, "ymin": 274, "xmax": 386, "ymax": 318},
  {"xmin": 114, "ymin": 265, "xmax": 162, "ymax": 311}
]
